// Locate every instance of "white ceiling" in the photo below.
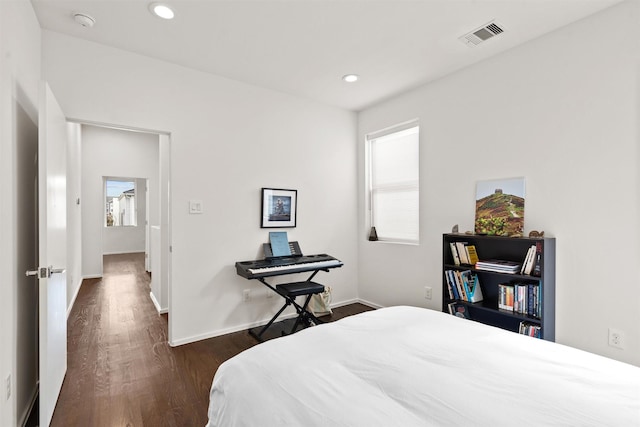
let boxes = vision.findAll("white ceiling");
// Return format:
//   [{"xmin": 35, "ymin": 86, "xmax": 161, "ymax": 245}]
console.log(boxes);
[{"xmin": 30, "ymin": 0, "xmax": 622, "ymax": 111}]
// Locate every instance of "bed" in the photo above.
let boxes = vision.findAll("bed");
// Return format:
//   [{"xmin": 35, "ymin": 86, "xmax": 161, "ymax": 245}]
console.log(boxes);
[{"xmin": 206, "ymin": 306, "xmax": 640, "ymax": 426}]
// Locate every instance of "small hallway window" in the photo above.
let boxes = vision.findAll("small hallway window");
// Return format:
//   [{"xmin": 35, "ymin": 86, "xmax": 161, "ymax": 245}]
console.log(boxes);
[{"xmin": 105, "ymin": 178, "xmax": 137, "ymax": 227}]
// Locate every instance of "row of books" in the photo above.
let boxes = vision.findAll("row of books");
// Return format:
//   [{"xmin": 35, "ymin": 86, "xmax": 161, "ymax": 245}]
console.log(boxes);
[
  {"xmin": 520, "ymin": 242, "xmax": 542, "ymax": 276},
  {"xmin": 498, "ymin": 283, "xmax": 542, "ymax": 318},
  {"xmin": 447, "ymin": 302, "xmax": 543, "ymax": 338},
  {"xmin": 448, "ymin": 242, "xmax": 479, "ymax": 266},
  {"xmin": 444, "ymin": 270, "xmax": 484, "ymax": 303},
  {"xmin": 519, "ymin": 322, "xmax": 542, "ymax": 338},
  {"xmin": 450, "ymin": 241, "xmax": 544, "ymax": 278}
]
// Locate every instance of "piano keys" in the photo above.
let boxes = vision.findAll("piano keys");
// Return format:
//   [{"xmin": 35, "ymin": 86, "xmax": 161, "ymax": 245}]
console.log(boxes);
[{"xmin": 236, "ymin": 254, "xmax": 343, "ymax": 279}]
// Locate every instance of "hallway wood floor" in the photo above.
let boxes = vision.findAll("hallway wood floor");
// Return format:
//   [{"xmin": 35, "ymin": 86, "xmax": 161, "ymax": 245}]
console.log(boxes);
[{"xmin": 50, "ymin": 253, "xmax": 372, "ymax": 426}]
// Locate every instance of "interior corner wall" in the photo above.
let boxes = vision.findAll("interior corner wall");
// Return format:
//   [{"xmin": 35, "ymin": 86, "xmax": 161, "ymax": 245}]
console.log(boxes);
[
  {"xmin": 0, "ymin": 1, "xmax": 42, "ymax": 425},
  {"xmin": 81, "ymin": 125, "xmax": 159, "ymax": 277},
  {"xmin": 42, "ymin": 30, "xmax": 359, "ymax": 346},
  {"xmin": 357, "ymin": 1, "xmax": 639, "ymax": 366}
]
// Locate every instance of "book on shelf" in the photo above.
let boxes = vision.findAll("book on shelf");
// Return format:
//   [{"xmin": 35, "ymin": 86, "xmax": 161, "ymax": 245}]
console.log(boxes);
[
  {"xmin": 449, "ymin": 242, "xmax": 461, "ymax": 266},
  {"xmin": 465, "ymin": 245, "xmax": 479, "ymax": 265},
  {"xmin": 498, "ymin": 284, "xmax": 514, "ymax": 311},
  {"xmin": 460, "ymin": 270, "xmax": 483, "ymax": 303},
  {"xmin": 520, "ymin": 245, "xmax": 534, "ymax": 274},
  {"xmin": 445, "ymin": 270, "xmax": 483, "ymax": 303},
  {"xmin": 498, "ymin": 283, "xmax": 541, "ymax": 317},
  {"xmin": 448, "ymin": 302, "xmax": 471, "ymax": 319},
  {"xmin": 523, "ymin": 244, "xmax": 537, "ymax": 275},
  {"xmin": 444, "ymin": 270, "xmax": 458, "ymax": 299},
  {"xmin": 531, "ymin": 242, "xmax": 542, "ymax": 277},
  {"xmin": 476, "ymin": 259, "xmax": 521, "ymax": 274},
  {"xmin": 519, "ymin": 321, "xmax": 541, "ymax": 338},
  {"xmin": 455, "ymin": 242, "xmax": 470, "ymax": 265},
  {"xmin": 454, "ymin": 271, "xmax": 467, "ymax": 300}
]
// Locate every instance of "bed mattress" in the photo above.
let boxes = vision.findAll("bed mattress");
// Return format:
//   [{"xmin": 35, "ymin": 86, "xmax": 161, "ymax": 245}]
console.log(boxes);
[{"xmin": 207, "ymin": 306, "xmax": 640, "ymax": 426}]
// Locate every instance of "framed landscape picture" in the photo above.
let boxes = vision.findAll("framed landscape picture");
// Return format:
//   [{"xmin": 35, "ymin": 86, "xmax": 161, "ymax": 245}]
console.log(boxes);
[
  {"xmin": 261, "ymin": 188, "xmax": 297, "ymax": 228},
  {"xmin": 475, "ymin": 178, "xmax": 525, "ymax": 236}
]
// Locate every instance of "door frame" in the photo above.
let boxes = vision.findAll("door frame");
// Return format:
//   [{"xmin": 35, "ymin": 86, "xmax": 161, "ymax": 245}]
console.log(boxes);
[{"xmin": 68, "ymin": 118, "xmax": 172, "ymax": 318}]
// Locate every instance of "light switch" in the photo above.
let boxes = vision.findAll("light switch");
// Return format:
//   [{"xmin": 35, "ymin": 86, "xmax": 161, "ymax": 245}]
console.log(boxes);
[{"xmin": 189, "ymin": 200, "xmax": 203, "ymax": 214}]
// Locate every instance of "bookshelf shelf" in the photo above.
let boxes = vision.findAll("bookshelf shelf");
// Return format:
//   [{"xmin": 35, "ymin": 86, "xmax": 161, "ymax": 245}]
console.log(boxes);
[{"xmin": 443, "ymin": 233, "xmax": 556, "ymax": 341}]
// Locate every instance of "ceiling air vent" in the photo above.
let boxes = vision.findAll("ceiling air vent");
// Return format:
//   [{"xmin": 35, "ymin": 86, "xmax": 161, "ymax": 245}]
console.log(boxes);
[{"xmin": 459, "ymin": 21, "xmax": 504, "ymax": 47}]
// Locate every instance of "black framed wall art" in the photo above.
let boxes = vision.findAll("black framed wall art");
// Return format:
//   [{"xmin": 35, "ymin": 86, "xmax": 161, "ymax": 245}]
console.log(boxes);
[{"xmin": 261, "ymin": 188, "xmax": 297, "ymax": 228}]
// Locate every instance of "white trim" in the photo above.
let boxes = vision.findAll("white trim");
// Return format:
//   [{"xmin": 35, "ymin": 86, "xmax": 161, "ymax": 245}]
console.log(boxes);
[
  {"xmin": 149, "ymin": 292, "xmax": 168, "ymax": 314},
  {"xmin": 102, "ymin": 250, "xmax": 146, "ymax": 256},
  {"xmin": 82, "ymin": 274, "xmax": 102, "ymax": 280},
  {"xmin": 169, "ymin": 311, "xmax": 300, "ymax": 347},
  {"xmin": 168, "ymin": 298, "xmax": 380, "ymax": 347},
  {"xmin": 365, "ymin": 118, "xmax": 419, "ymax": 141},
  {"xmin": 355, "ymin": 298, "xmax": 384, "ymax": 309},
  {"xmin": 66, "ymin": 117, "xmax": 171, "ymax": 136},
  {"xmin": 66, "ymin": 276, "xmax": 83, "ymax": 319}
]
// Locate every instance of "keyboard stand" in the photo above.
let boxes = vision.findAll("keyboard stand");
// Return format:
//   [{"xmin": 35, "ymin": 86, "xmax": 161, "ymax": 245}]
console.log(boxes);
[{"xmin": 248, "ymin": 269, "xmax": 326, "ymax": 342}]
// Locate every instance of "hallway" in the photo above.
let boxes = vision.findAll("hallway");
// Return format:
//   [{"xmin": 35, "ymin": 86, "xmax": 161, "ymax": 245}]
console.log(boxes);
[
  {"xmin": 51, "ymin": 252, "xmax": 234, "ymax": 426},
  {"xmin": 50, "ymin": 253, "xmax": 371, "ymax": 425}
]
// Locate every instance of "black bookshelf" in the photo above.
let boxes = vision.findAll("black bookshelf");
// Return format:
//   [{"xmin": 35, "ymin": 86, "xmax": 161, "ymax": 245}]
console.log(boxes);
[{"xmin": 443, "ymin": 233, "xmax": 556, "ymax": 341}]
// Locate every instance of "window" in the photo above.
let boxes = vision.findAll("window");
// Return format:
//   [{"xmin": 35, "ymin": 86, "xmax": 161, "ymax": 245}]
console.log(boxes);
[
  {"xmin": 105, "ymin": 178, "xmax": 137, "ymax": 227},
  {"xmin": 367, "ymin": 122, "xmax": 419, "ymax": 243}
]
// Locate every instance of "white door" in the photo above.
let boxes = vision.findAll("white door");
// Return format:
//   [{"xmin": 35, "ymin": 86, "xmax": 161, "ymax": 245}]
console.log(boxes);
[{"xmin": 36, "ymin": 82, "xmax": 67, "ymax": 426}]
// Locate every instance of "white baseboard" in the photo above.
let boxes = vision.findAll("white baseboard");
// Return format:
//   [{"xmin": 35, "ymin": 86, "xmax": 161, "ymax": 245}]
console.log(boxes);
[
  {"xmin": 169, "ymin": 298, "xmax": 380, "ymax": 347},
  {"xmin": 102, "ymin": 250, "xmax": 145, "ymax": 256},
  {"xmin": 66, "ymin": 276, "xmax": 83, "ymax": 319},
  {"xmin": 330, "ymin": 297, "xmax": 359, "ymax": 308},
  {"xmin": 82, "ymin": 274, "xmax": 102, "ymax": 280},
  {"xmin": 355, "ymin": 298, "xmax": 383, "ymax": 309},
  {"xmin": 149, "ymin": 291, "xmax": 168, "ymax": 314},
  {"xmin": 169, "ymin": 311, "xmax": 300, "ymax": 347}
]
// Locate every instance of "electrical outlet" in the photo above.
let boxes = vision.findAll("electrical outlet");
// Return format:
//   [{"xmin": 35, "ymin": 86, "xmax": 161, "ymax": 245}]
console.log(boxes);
[
  {"xmin": 242, "ymin": 289, "xmax": 251, "ymax": 302},
  {"xmin": 5, "ymin": 375, "xmax": 10, "ymax": 400},
  {"xmin": 424, "ymin": 286, "xmax": 432, "ymax": 300},
  {"xmin": 608, "ymin": 328, "xmax": 625, "ymax": 349}
]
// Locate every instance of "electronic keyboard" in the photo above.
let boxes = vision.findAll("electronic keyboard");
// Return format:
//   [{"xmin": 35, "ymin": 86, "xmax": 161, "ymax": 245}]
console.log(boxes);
[{"xmin": 235, "ymin": 254, "xmax": 343, "ymax": 279}]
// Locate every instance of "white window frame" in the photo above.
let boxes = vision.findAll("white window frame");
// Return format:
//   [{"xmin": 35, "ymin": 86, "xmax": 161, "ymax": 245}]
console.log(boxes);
[
  {"xmin": 366, "ymin": 120, "xmax": 419, "ymax": 244},
  {"xmin": 104, "ymin": 177, "xmax": 138, "ymax": 227}
]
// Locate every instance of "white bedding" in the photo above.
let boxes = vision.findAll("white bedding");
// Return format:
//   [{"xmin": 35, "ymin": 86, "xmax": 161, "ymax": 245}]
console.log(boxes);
[{"xmin": 206, "ymin": 306, "xmax": 640, "ymax": 426}]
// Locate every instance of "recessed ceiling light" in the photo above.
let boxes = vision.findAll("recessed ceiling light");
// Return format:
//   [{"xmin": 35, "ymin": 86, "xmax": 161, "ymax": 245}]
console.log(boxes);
[
  {"xmin": 342, "ymin": 74, "xmax": 359, "ymax": 83},
  {"xmin": 150, "ymin": 3, "xmax": 175, "ymax": 20}
]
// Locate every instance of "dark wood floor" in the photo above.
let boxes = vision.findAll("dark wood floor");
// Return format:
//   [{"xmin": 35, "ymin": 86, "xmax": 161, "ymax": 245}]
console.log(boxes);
[{"xmin": 50, "ymin": 253, "xmax": 372, "ymax": 426}]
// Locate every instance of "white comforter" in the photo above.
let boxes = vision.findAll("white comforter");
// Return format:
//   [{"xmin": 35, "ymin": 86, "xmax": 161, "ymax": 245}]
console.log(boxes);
[{"xmin": 207, "ymin": 306, "xmax": 640, "ymax": 426}]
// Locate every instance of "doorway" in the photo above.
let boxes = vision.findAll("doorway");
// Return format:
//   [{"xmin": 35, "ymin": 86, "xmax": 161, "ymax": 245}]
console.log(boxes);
[
  {"xmin": 15, "ymin": 98, "xmax": 39, "ymax": 427},
  {"xmin": 79, "ymin": 124, "xmax": 170, "ymax": 314}
]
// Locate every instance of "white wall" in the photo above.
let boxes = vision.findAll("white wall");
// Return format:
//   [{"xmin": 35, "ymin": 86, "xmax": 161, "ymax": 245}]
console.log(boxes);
[
  {"xmin": 0, "ymin": 1, "xmax": 41, "ymax": 425},
  {"xmin": 81, "ymin": 125, "xmax": 159, "ymax": 276},
  {"xmin": 66, "ymin": 122, "xmax": 82, "ymax": 311},
  {"xmin": 358, "ymin": 1, "xmax": 639, "ymax": 366},
  {"xmin": 42, "ymin": 31, "xmax": 359, "ymax": 345}
]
